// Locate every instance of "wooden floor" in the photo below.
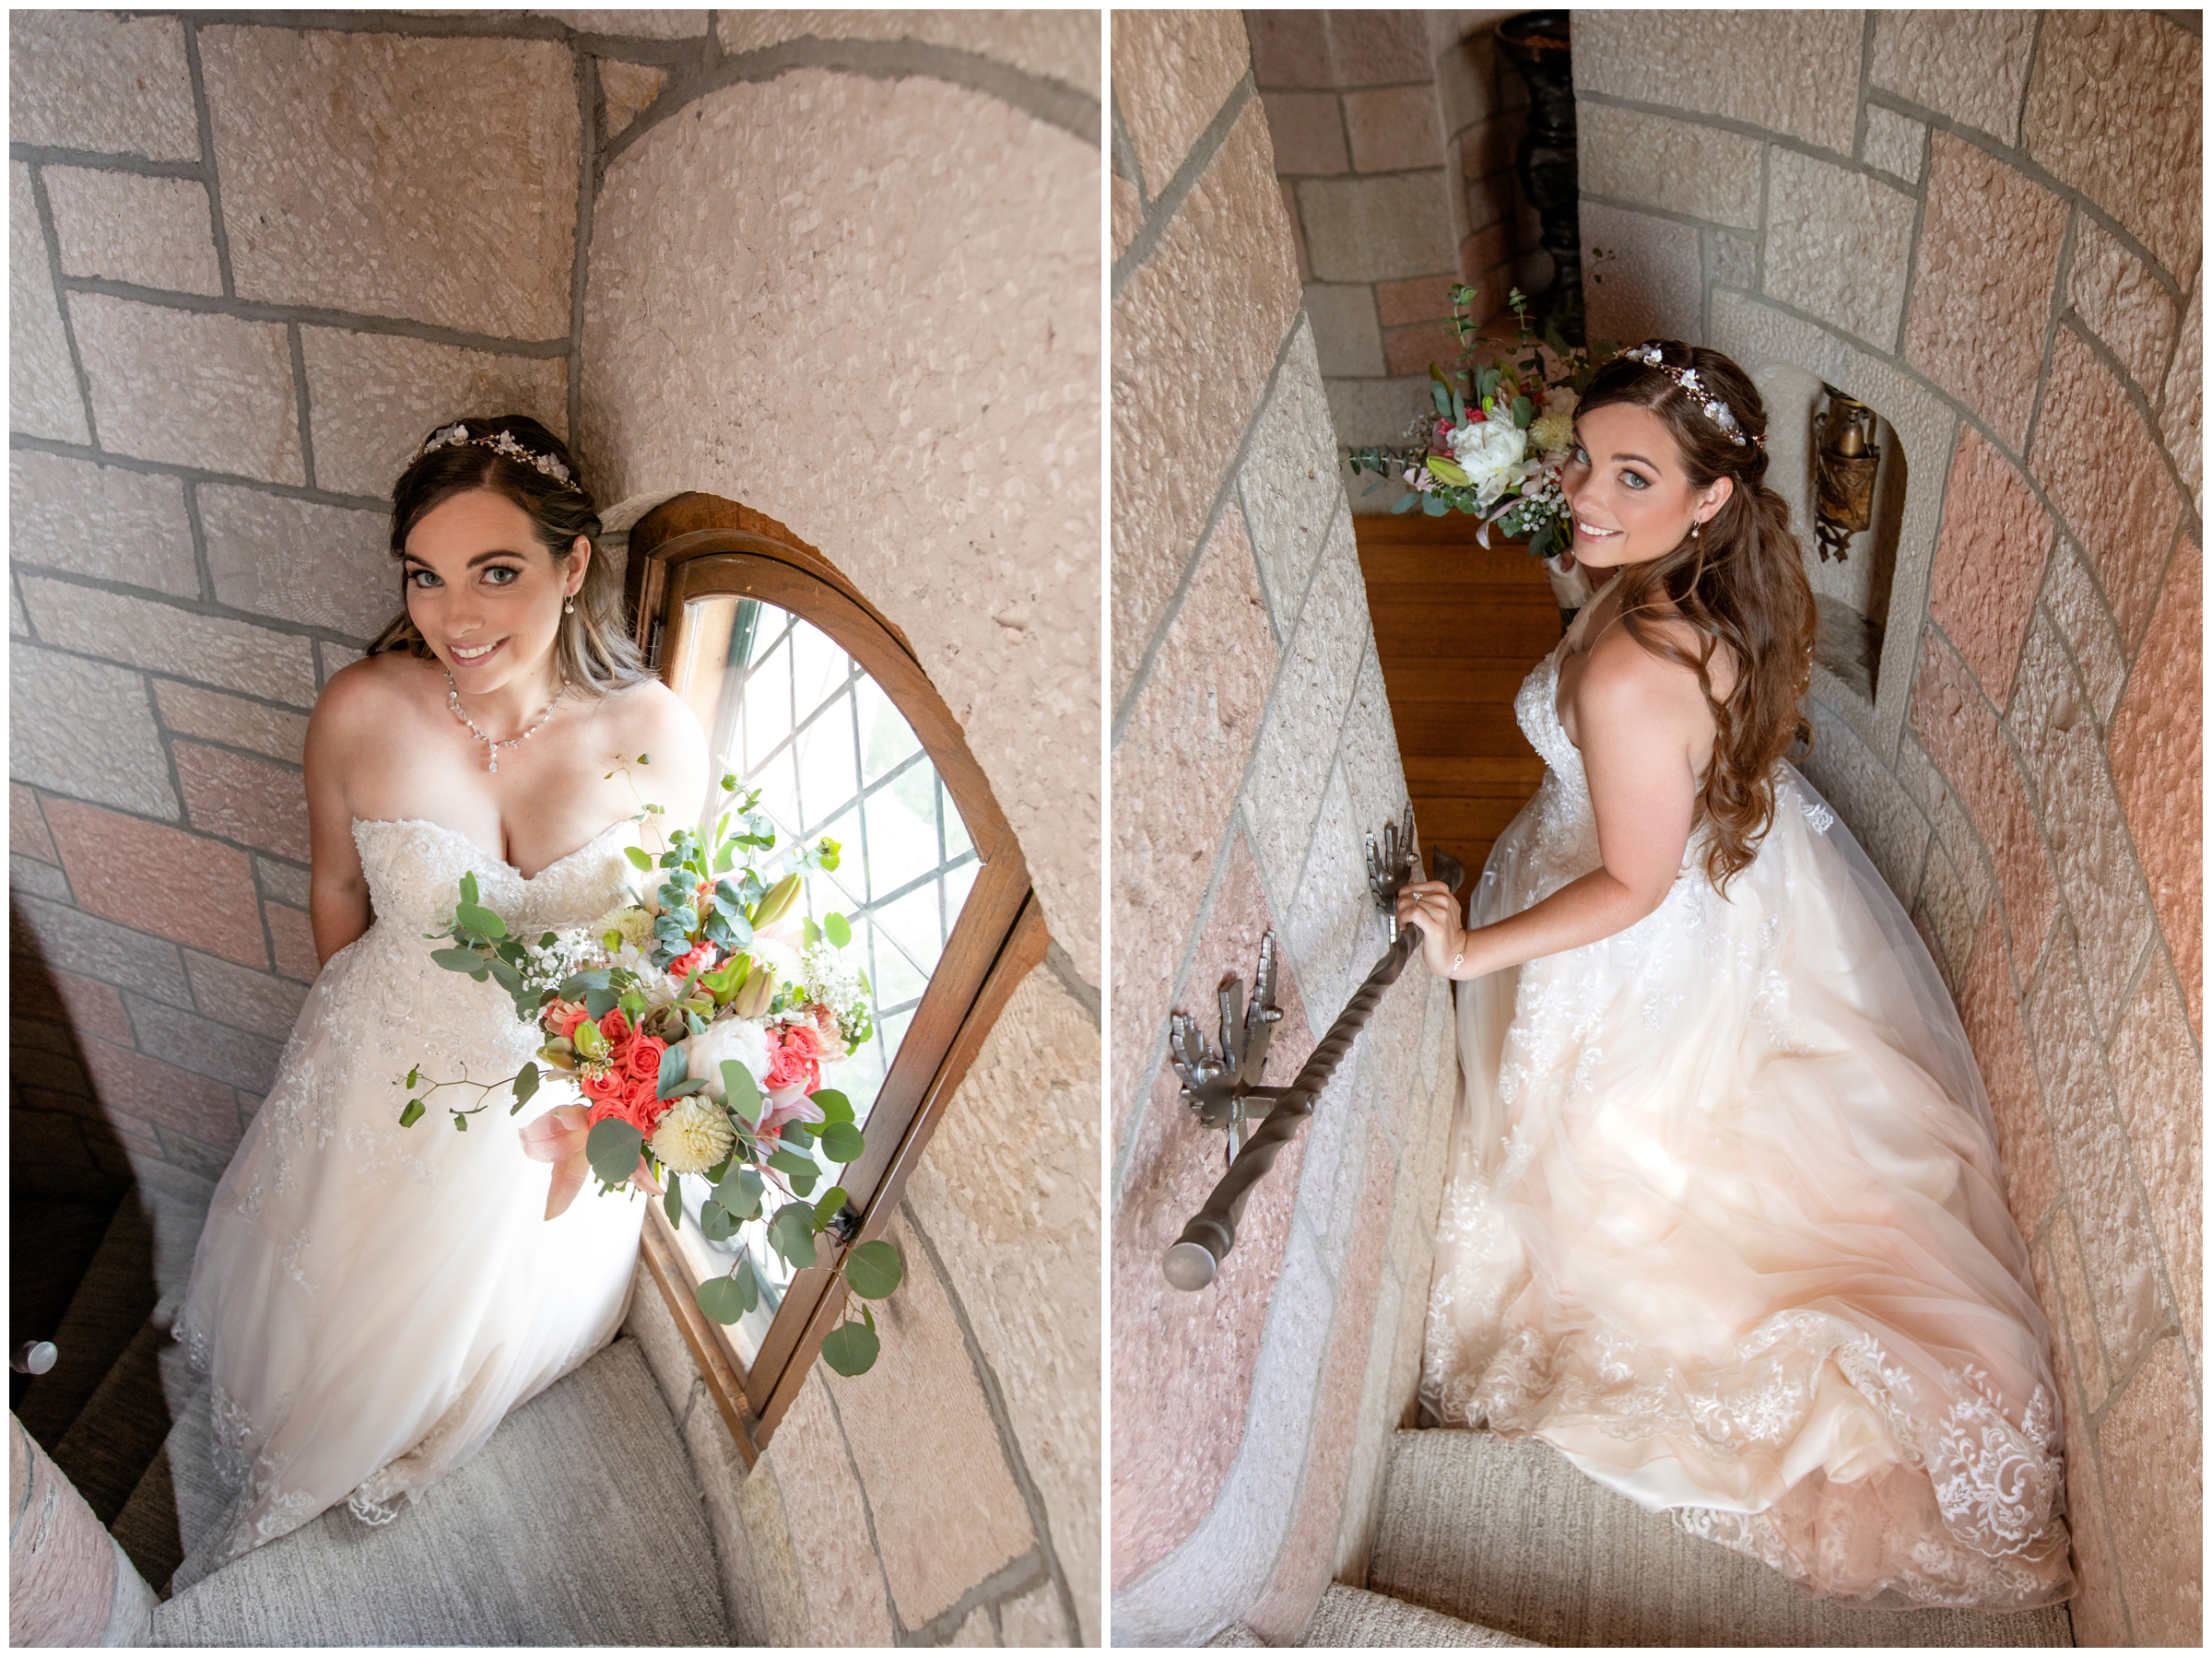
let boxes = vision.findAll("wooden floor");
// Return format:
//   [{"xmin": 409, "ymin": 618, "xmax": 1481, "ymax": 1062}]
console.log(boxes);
[{"xmin": 1356, "ymin": 511, "xmax": 1564, "ymax": 883}]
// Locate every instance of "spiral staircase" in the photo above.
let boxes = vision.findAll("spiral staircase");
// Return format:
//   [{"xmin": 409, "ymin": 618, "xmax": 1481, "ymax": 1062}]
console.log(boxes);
[{"xmin": 10, "ymin": 1167, "xmax": 728, "ymax": 1645}]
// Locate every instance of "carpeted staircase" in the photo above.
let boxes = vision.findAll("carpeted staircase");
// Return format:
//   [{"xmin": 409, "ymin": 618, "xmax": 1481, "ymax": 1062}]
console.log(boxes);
[
  {"xmin": 15, "ymin": 1169, "xmax": 730, "ymax": 1645},
  {"xmin": 1300, "ymin": 1428, "xmax": 2077, "ymax": 1647}
]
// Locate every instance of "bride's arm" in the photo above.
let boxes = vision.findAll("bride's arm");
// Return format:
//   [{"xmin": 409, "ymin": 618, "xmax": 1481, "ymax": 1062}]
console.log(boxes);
[
  {"xmin": 1398, "ymin": 631, "xmax": 1708, "ymax": 980},
  {"xmin": 304, "ymin": 663, "xmax": 374, "ymax": 964}
]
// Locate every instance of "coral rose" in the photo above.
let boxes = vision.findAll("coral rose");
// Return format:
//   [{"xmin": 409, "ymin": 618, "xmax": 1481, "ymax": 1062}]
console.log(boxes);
[
  {"xmin": 623, "ymin": 1033, "xmax": 667, "ymax": 1089},
  {"xmin": 763, "ymin": 1022, "xmax": 823, "ymax": 1095},
  {"xmin": 668, "ymin": 940, "xmax": 720, "ymax": 982},
  {"xmin": 597, "ymin": 1008, "xmax": 631, "ymax": 1045}
]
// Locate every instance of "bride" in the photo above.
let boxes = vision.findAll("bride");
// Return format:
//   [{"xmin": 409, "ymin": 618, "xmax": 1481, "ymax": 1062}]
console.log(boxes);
[
  {"xmin": 1395, "ymin": 342, "xmax": 2073, "ymax": 1608},
  {"xmin": 172, "ymin": 415, "xmax": 707, "ymax": 1588}
]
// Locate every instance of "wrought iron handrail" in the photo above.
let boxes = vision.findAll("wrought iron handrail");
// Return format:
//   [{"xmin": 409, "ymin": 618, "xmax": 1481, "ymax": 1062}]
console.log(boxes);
[{"xmin": 1161, "ymin": 811, "xmax": 1465, "ymax": 1290}]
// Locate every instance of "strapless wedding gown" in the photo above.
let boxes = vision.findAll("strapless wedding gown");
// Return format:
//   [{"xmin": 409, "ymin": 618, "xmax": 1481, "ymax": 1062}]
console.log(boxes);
[
  {"xmin": 171, "ymin": 817, "xmax": 647, "ymax": 1589},
  {"xmin": 1420, "ymin": 640, "xmax": 2073, "ymax": 1609}
]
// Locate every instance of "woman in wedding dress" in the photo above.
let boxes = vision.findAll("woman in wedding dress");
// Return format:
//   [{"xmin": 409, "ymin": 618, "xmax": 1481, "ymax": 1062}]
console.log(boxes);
[
  {"xmin": 172, "ymin": 416, "xmax": 707, "ymax": 1589},
  {"xmin": 1394, "ymin": 342, "xmax": 2072, "ymax": 1609}
]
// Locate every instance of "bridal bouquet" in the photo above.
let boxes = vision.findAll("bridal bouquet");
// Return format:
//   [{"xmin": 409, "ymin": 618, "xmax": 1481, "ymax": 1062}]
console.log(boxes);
[
  {"xmin": 1345, "ymin": 287, "xmax": 1621, "ymax": 562},
  {"xmin": 397, "ymin": 768, "xmax": 900, "ymax": 1376}
]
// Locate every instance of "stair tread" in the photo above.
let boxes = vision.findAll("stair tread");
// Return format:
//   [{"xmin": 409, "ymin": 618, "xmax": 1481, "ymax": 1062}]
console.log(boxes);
[
  {"xmin": 111, "ymin": 1359, "xmax": 219, "ymax": 1592},
  {"xmin": 17, "ymin": 1195, "xmax": 160, "ymax": 1449},
  {"xmin": 1305, "ymin": 1583, "xmax": 1535, "ymax": 1647},
  {"xmin": 9, "ymin": 1194, "xmax": 124, "ymax": 1418},
  {"xmin": 1370, "ymin": 1429, "xmax": 2073, "ymax": 1648},
  {"xmin": 152, "ymin": 1336, "xmax": 724, "ymax": 1646},
  {"xmin": 50, "ymin": 1316, "xmax": 193, "ymax": 1525}
]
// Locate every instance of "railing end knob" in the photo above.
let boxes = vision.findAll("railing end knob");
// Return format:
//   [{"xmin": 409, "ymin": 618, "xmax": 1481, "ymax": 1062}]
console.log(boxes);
[{"xmin": 1162, "ymin": 1240, "xmax": 1218, "ymax": 1291}]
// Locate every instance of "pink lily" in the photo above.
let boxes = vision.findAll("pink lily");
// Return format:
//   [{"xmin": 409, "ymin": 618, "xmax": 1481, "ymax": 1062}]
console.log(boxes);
[
  {"xmin": 759, "ymin": 1083, "xmax": 825, "ymax": 1141},
  {"xmin": 519, "ymin": 1104, "xmax": 592, "ymax": 1220}
]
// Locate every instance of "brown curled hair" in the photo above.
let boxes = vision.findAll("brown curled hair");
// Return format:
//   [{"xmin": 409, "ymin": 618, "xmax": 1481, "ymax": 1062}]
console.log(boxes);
[
  {"xmin": 369, "ymin": 414, "xmax": 651, "ymax": 698},
  {"xmin": 1572, "ymin": 342, "xmax": 1817, "ymax": 892}
]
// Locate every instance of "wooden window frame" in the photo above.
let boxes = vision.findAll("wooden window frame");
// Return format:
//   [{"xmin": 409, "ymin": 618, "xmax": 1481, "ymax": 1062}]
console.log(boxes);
[{"xmin": 625, "ymin": 493, "xmax": 1046, "ymax": 1463}]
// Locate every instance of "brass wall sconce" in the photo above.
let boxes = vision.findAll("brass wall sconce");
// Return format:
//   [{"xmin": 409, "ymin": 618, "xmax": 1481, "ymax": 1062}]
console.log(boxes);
[{"xmin": 1812, "ymin": 389, "xmax": 1880, "ymax": 563}]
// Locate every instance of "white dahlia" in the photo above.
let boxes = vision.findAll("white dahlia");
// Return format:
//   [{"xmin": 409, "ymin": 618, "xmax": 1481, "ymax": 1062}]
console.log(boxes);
[{"xmin": 649, "ymin": 1094, "xmax": 735, "ymax": 1176}]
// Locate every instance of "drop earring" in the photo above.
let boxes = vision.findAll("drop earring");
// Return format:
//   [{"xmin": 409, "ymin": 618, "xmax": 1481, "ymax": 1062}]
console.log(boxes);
[{"xmin": 564, "ymin": 596, "xmax": 575, "ymax": 614}]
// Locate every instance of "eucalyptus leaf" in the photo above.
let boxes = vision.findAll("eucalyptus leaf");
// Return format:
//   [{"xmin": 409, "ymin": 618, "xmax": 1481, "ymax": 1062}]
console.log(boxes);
[
  {"xmin": 779, "ymin": 1120, "xmax": 817, "ymax": 1151},
  {"xmin": 624, "ymin": 845, "xmax": 653, "ymax": 871},
  {"xmin": 456, "ymin": 901, "xmax": 506, "ymax": 938},
  {"xmin": 700, "ymin": 1200, "xmax": 737, "ymax": 1243},
  {"xmin": 812, "ymin": 1089, "xmax": 853, "ymax": 1124},
  {"xmin": 843, "ymin": 1239, "xmax": 902, "ymax": 1299},
  {"xmin": 664, "ymin": 1182, "xmax": 683, "ymax": 1229},
  {"xmin": 429, "ymin": 946, "xmax": 482, "ymax": 974},
  {"xmin": 813, "ymin": 1185, "xmax": 849, "ymax": 1228},
  {"xmin": 713, "ymin": 1165, "xmax": 764, "ymax": 1222},
  {"xmin": 818, "ymin": 1121, "xmax": 865, "ymax": 1164},
  {"xmin": 512, "ymin": 1062, "xmax": 540, "ymax": 1110},
  {"xmin": 766, "ymin": 1202, "xmax": 818, "ymax": 1269},
  {"xmin": 584, "ymin": 987, "xmax": 619, "ymax": 1019},
  {"xmin": 695, "ymin": 1274, "xmax": 747, "ymax": 1323},
  {"xmin": 823, "ymin": 911, "xmax": 853, "ymax": 948},
  {"xmin": 766, "ymin": 1147, "xmax": 817, "ymax": 1182},
  {"xmin": 722, "ymin": 1060, "xmax": 763, "ymax": 1125},
  {"xmin": 818, "ymin": 1320, "xmax": 880, "ymax": 1377},
  {"xmin": 656, "ymin": 1041, "xmax": 688, "ymax": 1099},
  {"xmin": 803, "ymin": 915, "xmax": 822, "ymax": 946},
  {"xmin": 586, "ymin": 1119, "xmax": 643, "ymax": 1187}
]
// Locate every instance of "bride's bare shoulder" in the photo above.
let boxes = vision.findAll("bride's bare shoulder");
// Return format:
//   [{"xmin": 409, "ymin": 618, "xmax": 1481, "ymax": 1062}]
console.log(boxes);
[
  {"xmin": 311, "ymin": 651, "xmax": 436, "ymax": 734},
  {"xmin": 593, "ymin": 676, "xmax": 703, "ymax": 755},
  {"xmin": 1572, "ymin": 620, "xmax": 1716, "ymax": 742}
]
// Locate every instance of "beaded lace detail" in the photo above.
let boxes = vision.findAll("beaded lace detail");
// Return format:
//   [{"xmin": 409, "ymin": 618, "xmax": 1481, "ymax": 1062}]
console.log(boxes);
[{"xmin": 1421, "ymin": 642, "xmax": 2072, "ymax": 1609}]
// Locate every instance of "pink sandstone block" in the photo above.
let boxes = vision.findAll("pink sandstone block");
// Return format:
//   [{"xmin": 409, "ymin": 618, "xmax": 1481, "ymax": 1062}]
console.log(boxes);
[
  {"xmin": 11, "ymin": 781, "xmax": 58, "ymax": 862},
  {"xmin": 265, "ymin": 904, "xmax": 320, "ymax": 984},
  {"xmin": 174, "ymin": 741, "xmax": 310, "ymax": 863},
  {"xmin": 41, "ymin": 798, "xmax": 265, "ymax": 969},
  {"xmin": 2096, "ymin": 1337, "xmax": 2202, "ymax": 1644},
  {"xmin": 1382, "ymin": 319, "xmax": 1462, "ymax": 378},
  {"xmin": 2038, "ymin": 1254, "xmax": 2127, "ymax": 1645},
  {"xmin": 11, "ymin": 966, "xmax": 134, "ymax": 1051},
  {"xmin": 1954, "ymin": 909, "xmax": 2058, "ymax": 1240},
  {"xmin": 77, "ymin": 1038, "xmax": 242, "ymax": 1153},
  {"xmin": 1925, "ymin": 428, "xmax": 2053, "ymax": 711}
]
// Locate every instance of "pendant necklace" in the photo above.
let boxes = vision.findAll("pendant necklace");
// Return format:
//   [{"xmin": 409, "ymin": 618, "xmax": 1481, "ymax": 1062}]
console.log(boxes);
[{"xmin": 446, "ymin": 671, "xmax": 566, "ymax": 773}]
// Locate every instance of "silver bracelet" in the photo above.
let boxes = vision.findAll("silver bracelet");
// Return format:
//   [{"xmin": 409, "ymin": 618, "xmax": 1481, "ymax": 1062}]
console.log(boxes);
[{"xmin": 1452, "ymin": 948, "xmax": 1465, "ymax": 973}]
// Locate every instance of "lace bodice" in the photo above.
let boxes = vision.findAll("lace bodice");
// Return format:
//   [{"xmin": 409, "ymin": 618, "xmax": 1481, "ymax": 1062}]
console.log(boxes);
[
  {"xmin": 352, "ymin": 817, "xmax": 638, "ymax": 939},
  {"xmin": 1513, "ymin": 640, "xmax": 1583, "ymax": 785}
]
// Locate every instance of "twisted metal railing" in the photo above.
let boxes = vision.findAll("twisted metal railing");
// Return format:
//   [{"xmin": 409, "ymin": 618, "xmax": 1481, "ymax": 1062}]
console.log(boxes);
[{"xmin": 1161, "ymin": 809, "xmax": 1465, "ymax": 1290}]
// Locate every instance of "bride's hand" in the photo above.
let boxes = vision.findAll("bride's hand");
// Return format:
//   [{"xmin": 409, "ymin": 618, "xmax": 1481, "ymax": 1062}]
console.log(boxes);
[{"xmin": 1395, "ymin": 880, "xmax": 1467, "ymax": 979}]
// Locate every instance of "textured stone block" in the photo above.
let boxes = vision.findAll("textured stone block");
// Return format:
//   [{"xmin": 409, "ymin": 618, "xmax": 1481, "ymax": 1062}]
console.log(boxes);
[
  {"xmin": 1911, "ymin": 837, "xmax": 1974, "ymax": 991},
  {"xmin": 1762, "ymin": 147, "xmax": 1915, "ymax": 350},
  {"xmin": 1109, "ymin": 829, "xmax": 1312, "ymax": 1591},
  {"xmin": 2024, "ymin": 12, "xmax": 2202, "ymax": 278},
  {"xmin": 1577, "ymin": 103, "xmax": 1762, "ymax": 229},
  {"xmin": 716, "ymin": 10, "xmax": 1100, "ymax": 100},
  {"xmin": 823, "ymin": 1213, "xmax": 1032, "ymax": 1628},
  {"xmin": 1925, "ymin": 428, "xmax": 2050, "ymax": 710},
  {"xmin": 300, "ymin": 329, "xmax": 569, "ymax": 501},
  {"xmin": 1342, "ymin": 86, "xmax": 1443, "ymax": 175},
  {"xmin": 11, "ymin": 161, "xmax": 90, "ymax": 445},
  {"xmin": 902, "ymin": 963, "xmax": 1100, "ymax": 1643},
  {"xmin": 12, "ymin": 962, "xmax": 133, "ymax": 1050},
  {"xmin": 1581, "ymin": 200, "xmax": 1702, "ymax": 351},
  {"xmin": 1906, "ymin": 635, "xmax": 2053, "ymax": 947},
  {"xmin": 265, "ymin": 902, "xmax": 319, "ymax": 984},
  {"xmin": 579, "ymin": 66, "xmax": 1100, "ymax": 978},
  {"xmin": 182, "ymin": 948, "xmax": 309, "ymax": 1046},
  {"xmin": 77, "ymin": 1037, "xmax": 242, "ymax": 1152},
  {"xmin": 1859, "ymin": 105, "xmax": 1924, "ymax": 184},
  {"xmin": 1245, "ymin": 12, "xmax": 1428, "ymax": 91},
  {"xmin": 12, "ymin": 781, "xmax": 58, "ymax": 863},
  {"xmin": 153, "ymin": 682, "xmax": 309, "ymax": 766},
  {"xmin": 1337, "ymin": 641, "xmax": 1407, "ymax": 840},
  {"xmin": 1114, "ymin": 99, "xmax": 1302, "ymax": 701},
  {"xmin": 8, "ymin": 12, "xmax": 200, "ymax": 159},
  {"xmin": 175, "ymin": 741, "xmax": 309, "ymax": 862},
  {"xmin": 1297, "ymin": 171, "xmax": 1455, "ymax": 285},
  {"xmin": 1798, "ymin": 699, "xmax": 1928, "ymax": 905},
  {"xmin": 1381, "ymin": 320, "xmax": 1459, "ymax": 377},
  {"xmin": 1112, "ymin": 169, "xmax": 1141, "ymax": 261},
  {"xmin": 42, "ymin": 168, "xmax": 220, "ymax": 296},
  {"xmin": 69, "ymin": 294, "xmax": 302, "ymax": 484},
  {"xmin": 1284, "ymin": 758, "xmax": 1378, "ymax": 1028},
  {"xmin": 1324, "ymin": 371, "xmax": 1431, "ymax": 449},
  {"xmin": 2159, "ymin": 276, "xmax": 2202, "ymax": 508},
  {"xmin": 2041, "ymin": 537, "xmax": 2129, "ymax": 729},
  {"xmin": 755, "ymin": 1374, "xmax": 895, "ymax": 1642},
  {"xmin": 2044, "ymin": 1205, "xmax": 2109, "ymax": 1408},
  {"xmin": 997, "ymin": 1579, "xmax": 1069, "ymax": 1646},
  {"xmin": 1708, "ymin": 288, "xmax": 1844, "ymax": 383},
  {"xmin": 1241, "ymin": 528, "xmax": 1370, "ymax": 910},
  {"xmin": 1111, "ymin": 9, "xmax": 1251, "ymax": 193},
  {"xmin": 8, "ymin": 449, "xmax": 197, "ymax": 597},
  {"xmin": 122, "ymin": 991, "xmax": 285, "ymax": 1093},
  {"xmin": 1111, "ymin": 508, "xmax": 1277, "ymax": 1134},
  {"xmin": 1373, "ymin": 274, "xmax": 1457, "ymax": 330},
  {"xmin": 1301, "ymin": 284, "xmax": 1385, "ymax": 378},
  {"xmin": 1900, "ymin": 134, "xmax": 2066, "ymax": 448},
  {"xmin": 547, "ymin": 11, "xmax": 708, "ymax": 40},
  {"xmin": 1238, "ymin": 320, "xmax": 1343, "ymax": 633},
  {"xmin": 1868, "ymin": 11, "xmax": 2035, "ymax": 145},
  {"xmin": 1279, "ymin": 179, "xmax": 1312, "ymax": 280},
  {"xmin": 8, "ymin": 643, "xmax": 176, "ymax": 818},
  {"xmin": 253, "ymin": 853, "xmax": 312, "ymax": 911},
  {"xmin": 2008, "ymin": 618, "xmax": 2149, "ymax": 1040},
  {"xmin": 2025, "ymin": 930, "xmax": 2169, "ymax": 1381},
  {"xmin": 2069, "ymin": 217, "xmax": 2181, "ymax": 400},
  {"xmin": 2031, "ymin": 328, "xmax": 2184, "ymax": 651},
  {"xmin": 42, "ymin": 798, "xmax": 265, "ymax": 968},
  {"xmin": 2098, "ymin": 1337, "xmax": 2203, "ymax": 1644},
  {"xmin": 18, "ymin": 578, "xmax": 317, "ymax": 707},
  {"xmin": 199, "ymin": 28, "xmax": 578, "ymax": 339},
  {"xmin": 2107, "ymin": 955, "xmax": 2201, "ymax": 1357},
  {"xmin": 199, "ymin": 485, "xmax": 396, "ymax": 640},
  {"xmin": 2106, "ymin": 538, "xmax": 2201, "ymax": 1038},
  {"xmin": 9, "ymin": 891, "xmax": 188, "ymax": 1004},
  {"xmin": 1571, "ymin": 12, "xmax": 1859, "ymax": 154},
  {"xmin": 318, "ymin": 641, "xmax": 365, "ymax": 687},
  {"xmin": 1260, "ymin": 90, "xmax": 1347, "ymax": 176},
  {"xmin": 597, "ymin": 59, "xmax": 666, "ymax": 141}
]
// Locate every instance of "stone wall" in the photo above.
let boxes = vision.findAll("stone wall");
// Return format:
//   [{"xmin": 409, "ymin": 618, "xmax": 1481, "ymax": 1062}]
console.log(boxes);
[
  {"xmin": 1111, "ymin": 11, "xmax": 1458, "ymax": 1644},
  {"xmin": 1244, "ymin": 9, "xmax": 1547, "ymax": 488},
  {"xmin": 1571, "ymin": 11, "xmax": 2201, "ymax": 1642},
  {"xmin": 11, "ymin": 9, "xmax": 1100, "ymax": 1647}
]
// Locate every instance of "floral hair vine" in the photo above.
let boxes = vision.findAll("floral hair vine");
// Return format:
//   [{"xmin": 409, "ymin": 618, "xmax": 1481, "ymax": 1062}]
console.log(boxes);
[
  {"xmin": 412, "ymin": 422, "xmax": 575, "ymax": 486},
  {"xmin": 1623, "ymin": 343, "xmax": 1765, "ymax": 450}
]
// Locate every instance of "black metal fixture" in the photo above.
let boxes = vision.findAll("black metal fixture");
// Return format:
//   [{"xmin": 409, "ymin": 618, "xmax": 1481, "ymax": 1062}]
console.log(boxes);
[
  {"xmin": 1161, "ymin": 811, "xmax": 1465, "ymax": 1291},
  {"xmin": 1813, "ymin": 389, "xmax": 1881, "ymax": 563},
  {"xmin": 1499, "ymin": 12, "xmax": 1582, "ymax": 347}
]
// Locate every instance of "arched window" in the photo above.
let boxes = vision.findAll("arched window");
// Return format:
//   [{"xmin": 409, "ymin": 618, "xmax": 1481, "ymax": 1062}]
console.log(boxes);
[{"xmin": 624, "ymin": 495, "xmax": 1044, "ymax": 1460}]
